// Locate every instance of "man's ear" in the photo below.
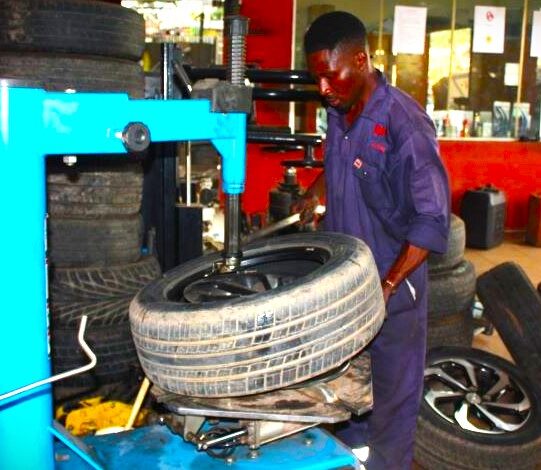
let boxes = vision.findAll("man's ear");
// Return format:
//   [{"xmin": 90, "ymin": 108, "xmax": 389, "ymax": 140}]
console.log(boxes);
[{"xmin": 354, "ymin": 50, "xmax": 368, "ymax": 71}]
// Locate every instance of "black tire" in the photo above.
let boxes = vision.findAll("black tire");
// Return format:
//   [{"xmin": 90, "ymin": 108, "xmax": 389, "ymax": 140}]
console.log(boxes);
[
  {"xmin": 428, "ymin": 260, "xmax": 476, "ymax": 316},
  {"xmin": 47, "ymin": 159, "xmax": 144, "ymax": 217},
  {"xmin": 51, "ymin": 322, "xmax": 140, "ymax": 388},
  {"xmin": 0, "ymin": 52, "xmax": 144, "ymax": 97},
  {"xmin": 427, "ymin": 311, "xmax": 474, "ymax": 350},
  {"xmin": 48, "ymin": 215, "xmax": 143, "ymax": 268},
  {"xmin": 477, "ymin": 262, "xmax": 541, "ymax": 383},
  {"xmin": 50, "ymin": 296, "xmax": 133, "ymax": 327},
  {"xmin": 415, "ymin": 347, "xmax": 541, "ymax": 469},
  {"xmin": 130, "ymin": 233, "xmax": 385, "ymax": 397},
  {"xmin": 0, "ymin": 0, "xmax": 145, "ymax": 60},
  {"xmin": 50, "ymin": 255, "xmax": 161, "ymax": 304},
  {"xmin": 428, "ymin": 214, "xmax": 465, "ymax": 272}
]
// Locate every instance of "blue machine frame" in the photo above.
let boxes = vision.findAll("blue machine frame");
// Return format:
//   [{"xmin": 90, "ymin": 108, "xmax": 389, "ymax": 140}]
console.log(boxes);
[
  {"xmin": 0, "ymin": 85, "xmax": 246, "ymax": 469},
  {"xmin": 0, "ymin": 84, "xmax": 358, "ymax": 470}
]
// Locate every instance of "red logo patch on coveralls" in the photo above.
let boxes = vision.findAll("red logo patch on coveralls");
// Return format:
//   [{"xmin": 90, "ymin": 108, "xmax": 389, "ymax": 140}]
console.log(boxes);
[
  {"xmin": 370, "ymin": 142, "xmax": 386, "ymax": 153},
  {"xmin": 374, "ymin": 123, "xmax": 386, "ymax": 136},
  {"xmin": 353, "ymin": 158, "xmax": 363, "ymax": 169}
]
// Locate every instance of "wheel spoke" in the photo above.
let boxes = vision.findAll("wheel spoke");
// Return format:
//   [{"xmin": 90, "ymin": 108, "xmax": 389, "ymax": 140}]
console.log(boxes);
[
  {"xmin": 484, "ymin": 371, "xmax": 510, "ymax": 398},
  {"xmin": 217, "ymin": 280, "xmax": 261, "ymax": 295},
  {"xmin": 424, "ymin": 389, "xmax": 464, "ymax": 422},
  {"xmin": 183, "ymin": 279, "xmax": 259, "ymax": 302},
  {"xmin": 425, "ymin": 389, "xmax": 465, "ymax": 408},
  {"xmin": 482, "ymin": 396, "xmax": 531, "ymax": 413},
  {"xmin": 450, "ymin": 358, "xmax": 478, "ymax": 388},
  {"xmin": 454, "ymin": 402, "xmax": 482, "ymax": 432},
  {"xmin": 474, "ymin": 403, "xmax": 525, "ymax": 432},
  {"xmin": 425, "ymin": 366, "xmax": 470, "ymax": 392}
]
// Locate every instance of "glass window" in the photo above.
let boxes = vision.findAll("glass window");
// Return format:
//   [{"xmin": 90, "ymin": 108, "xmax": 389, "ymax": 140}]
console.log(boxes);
[{"xmin": 295, "ymin": 1, "xmax": 541, "ymax": 140}]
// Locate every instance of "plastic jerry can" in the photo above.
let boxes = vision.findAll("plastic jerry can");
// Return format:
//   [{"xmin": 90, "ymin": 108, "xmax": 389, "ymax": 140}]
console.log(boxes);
[
  {"xmin": 526, "ymin": 192, "xmax": 541, "ymax": 247},
  {"xmin": 460, "ymin": 185, "xmax": 507, "ymax": 249}
]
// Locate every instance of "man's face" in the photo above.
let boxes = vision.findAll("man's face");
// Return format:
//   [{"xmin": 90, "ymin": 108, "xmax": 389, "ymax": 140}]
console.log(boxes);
[{"xmin": 307, "ymin": 46, "xmax": 367, "ymax": 113}]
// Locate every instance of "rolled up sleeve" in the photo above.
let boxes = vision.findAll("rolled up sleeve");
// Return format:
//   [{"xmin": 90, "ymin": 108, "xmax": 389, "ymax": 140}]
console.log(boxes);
[{"xmin": 399, "ymin": 130, "xmax": 450, "ymax": 254}]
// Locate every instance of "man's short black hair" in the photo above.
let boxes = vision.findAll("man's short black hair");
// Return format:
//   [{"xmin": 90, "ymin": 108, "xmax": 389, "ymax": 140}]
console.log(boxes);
[{"xmin": 304, "ymin": 11, "xmax": 367, "ymax": 55}]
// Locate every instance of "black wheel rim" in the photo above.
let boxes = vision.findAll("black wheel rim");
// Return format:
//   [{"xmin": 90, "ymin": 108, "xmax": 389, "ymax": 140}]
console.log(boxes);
[
  {"xmin": 167, "ymin": 247, "xmax": 330, "ymax": 304},
  {"xmin": 424, "ymin": 355, "xmax": 532, "ymax": 434}
]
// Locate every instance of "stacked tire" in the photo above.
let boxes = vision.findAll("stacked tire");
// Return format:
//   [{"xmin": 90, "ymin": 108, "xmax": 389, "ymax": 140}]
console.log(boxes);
[
  {"xmin": 0, "ymin": 1, "xmax": 158, "ymax": 389},
  {"xmin": 426, "ymin": 215, "xmax": 476, "ymax": 349},
  {"xmin": 47, "ymin": 160, "xmax": 161, "ymax": 389}
]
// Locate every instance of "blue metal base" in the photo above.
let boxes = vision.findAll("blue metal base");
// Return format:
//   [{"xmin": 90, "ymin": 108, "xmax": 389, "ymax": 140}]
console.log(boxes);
[{"xmin": 54, "ymin": 425, "xmax": 359, "ymax": 470}]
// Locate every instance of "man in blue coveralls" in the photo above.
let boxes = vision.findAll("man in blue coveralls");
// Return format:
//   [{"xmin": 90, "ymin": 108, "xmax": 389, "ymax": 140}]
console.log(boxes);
[{"xmin": 300, "ymin": 11, "xmax": 451, "ymax": 470}]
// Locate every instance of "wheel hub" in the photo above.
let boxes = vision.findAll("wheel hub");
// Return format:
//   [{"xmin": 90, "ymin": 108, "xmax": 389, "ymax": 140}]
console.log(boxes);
[{"xmin": 465, "ymin": 392, "xmax": 481, "ymax": 405}]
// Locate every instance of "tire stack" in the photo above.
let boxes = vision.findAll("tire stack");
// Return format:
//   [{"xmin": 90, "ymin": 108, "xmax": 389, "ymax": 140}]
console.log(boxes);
[
  {"xmin": 48, "ymin": 160, "xmax": 161, "ymax": 389},
  {"xmin": 426, "ymin": 214, "xmax": 476, "ymax": 349},
  {"xmin": 0, "ymin": 1, "xmax": 159, "ymax": 389}
]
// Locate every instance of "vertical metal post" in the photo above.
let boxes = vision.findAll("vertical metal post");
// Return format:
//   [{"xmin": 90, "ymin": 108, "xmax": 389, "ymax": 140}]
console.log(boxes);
[
  {"xmin": 225, "ymin": 16, "xmax": 248, "ymax": 86},
  {"xmin": 224, "ymin": 194, "xmax": 242, "ymax": 266},
  {"xmin": 378, "ymin": 0, "xmax": 384, "ymax": 54},
  {"xmin": 515, "ymin": 0, "xmax": 529, "ymax": 136},
  {"xmin": 163, "ymin": 43, "xmax": 175, "ymax": 99},
  {"xmin": 223, "ymin": 15, "xmax": 248, "ymax": 270},
  {"xmin": 517, "ymin": 0, "xmax": 529, "ymax": 104},
  {"xmin": 446, "ymin": 0, "xmax": 457, "ymax": 110},
  {"xmin": 145, "ymin": 43, "xmax": 179, "ymax": 271},
  {"xmin": 224, "ymin": 0, "xmax": 240, "ymax": 16},
  {"xmin": 0, "ymin": 85, "xmax": 54, "ymax": 469}
]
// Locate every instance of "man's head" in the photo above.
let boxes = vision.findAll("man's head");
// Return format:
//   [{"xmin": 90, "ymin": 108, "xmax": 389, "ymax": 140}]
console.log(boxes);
[{"xmin": 304, "ymin": 11, "xmax": 372, "ymax": 113}]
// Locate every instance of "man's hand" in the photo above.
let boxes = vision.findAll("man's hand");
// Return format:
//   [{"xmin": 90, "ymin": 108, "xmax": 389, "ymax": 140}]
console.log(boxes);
[
  {"xmin": 381, "ymin": 242, "xmax": 429, "ymax": 306},
  {"xmin": 291, "ymin": 173, "xmax": 325, "ymax": 226},
  {"xmin": 381, "ymin": 279, "xmax": 395, "ymax": 305},
  {"xmin": 291, "ymin": 193, "xmax": 320, "ymax": 226}
]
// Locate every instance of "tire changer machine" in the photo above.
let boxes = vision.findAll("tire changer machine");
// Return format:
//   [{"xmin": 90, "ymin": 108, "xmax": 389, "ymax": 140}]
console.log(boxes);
[{"xmin": 0, "ymin": 17, "xmax": 372, "ymax": 470}]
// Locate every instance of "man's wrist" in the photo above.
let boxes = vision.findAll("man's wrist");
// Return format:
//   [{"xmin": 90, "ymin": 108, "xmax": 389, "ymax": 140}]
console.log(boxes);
[{"xmin": 382, "ymin": 278, "xmax": 398, "ymax": 294}]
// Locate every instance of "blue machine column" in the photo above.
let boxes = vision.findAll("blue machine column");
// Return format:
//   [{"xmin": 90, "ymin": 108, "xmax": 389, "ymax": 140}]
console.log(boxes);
[
  {"xmin": 0, "ymin": 86, "xmax": 246, "ymax": 468},
  {"xmin": 0, "ymin": 85, "xmax": 54, "ymax": 469}
]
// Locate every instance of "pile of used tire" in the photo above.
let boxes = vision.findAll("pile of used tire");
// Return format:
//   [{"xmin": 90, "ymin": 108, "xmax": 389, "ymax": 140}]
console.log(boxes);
[
  {"xmin": 426, "ymin": 214, "xmax": 476, "ymax": 349},
  {"xmin": 0, "ymin": 0, "xmax": 160, "ymax": 390},
  {"xmin": 48, "ymin": 159, "xmax": 161, "ymax": 390}
]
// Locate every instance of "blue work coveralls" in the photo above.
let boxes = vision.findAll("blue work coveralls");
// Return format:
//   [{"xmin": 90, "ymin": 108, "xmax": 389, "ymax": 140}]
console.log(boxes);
[{"xmin": 325, "ymin": 71, "xmax": 450, "ymax": 469}]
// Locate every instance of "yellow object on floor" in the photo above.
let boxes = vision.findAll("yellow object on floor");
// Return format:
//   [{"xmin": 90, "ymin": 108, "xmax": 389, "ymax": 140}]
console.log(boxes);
[{"xmin": 56, "ymin": 397, "xmax": 148, "ymax": 436}]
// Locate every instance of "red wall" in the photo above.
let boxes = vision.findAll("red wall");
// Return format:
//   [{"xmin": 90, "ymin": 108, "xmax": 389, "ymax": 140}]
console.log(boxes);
[
  {"xmin": 240, "ymin": 0, "xmax": 323, "ymax": 216},
  {"xmin": 241, "ymin": 0, "xmax": 293, "ymax": 127},
  {"xmin": 440, "ymin": 140, "xmax": 541, "ymax": 230},
  {"xmin": 243, "ymin": 140, "xmax": 541, "ymax": 230}
]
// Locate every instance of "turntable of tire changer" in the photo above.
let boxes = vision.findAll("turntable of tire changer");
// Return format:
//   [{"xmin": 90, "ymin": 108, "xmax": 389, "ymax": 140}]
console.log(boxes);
[
  {"xmin": 152, "ymin": 353, "xmax": 372, "ymax": 461},
  {"xmin": 61, "ymin": 354, "xmax": 373, "ymax": 469}
]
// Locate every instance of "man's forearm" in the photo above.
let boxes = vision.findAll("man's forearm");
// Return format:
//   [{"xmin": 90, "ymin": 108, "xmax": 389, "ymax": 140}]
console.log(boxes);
[{"xmin": 381, "ymin": 242, "xmax": 429, "ymax": 303}]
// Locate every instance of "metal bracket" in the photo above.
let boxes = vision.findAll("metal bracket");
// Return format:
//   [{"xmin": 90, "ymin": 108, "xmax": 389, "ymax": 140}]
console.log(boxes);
[
  {"xmin": 0, "ymin": 315, "xmax": 96, "ymax": 403},
  {"xmin": 50, "ymin": 421, "xmax": 104, "ymax": 470}
]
